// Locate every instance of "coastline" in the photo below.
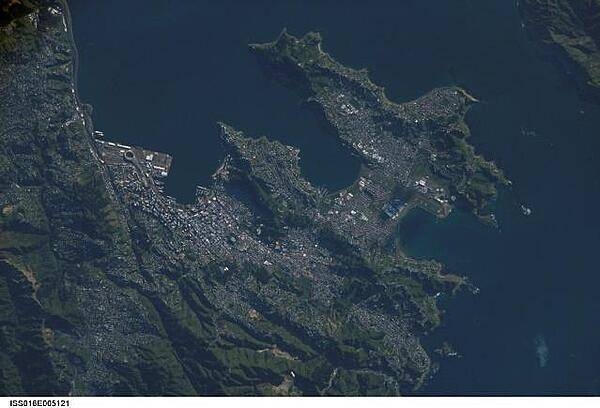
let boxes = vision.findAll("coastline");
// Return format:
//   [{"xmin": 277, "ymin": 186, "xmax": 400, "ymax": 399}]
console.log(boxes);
[
  {"xmin": 63, "ymin": 0, "xmax": 600, "ymax": 394},
  {"xmin": 58, "ymin": 0, "xmax": 95, "ymax": 135}
]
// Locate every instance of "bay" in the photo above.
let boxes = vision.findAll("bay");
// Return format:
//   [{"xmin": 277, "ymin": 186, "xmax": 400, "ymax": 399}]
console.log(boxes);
[{"xmin": 70, "ymin": 0, "xmax": 600, "ymax": 394}]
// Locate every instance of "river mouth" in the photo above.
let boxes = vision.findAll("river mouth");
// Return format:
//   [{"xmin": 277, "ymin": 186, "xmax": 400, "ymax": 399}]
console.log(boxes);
[{"xmin": 70, "ymin": 0, "xmax": 600, "ymax": 394}]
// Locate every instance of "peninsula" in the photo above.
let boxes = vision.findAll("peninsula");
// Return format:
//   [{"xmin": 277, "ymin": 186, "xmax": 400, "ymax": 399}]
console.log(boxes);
[{"xmin": 0, "ymin": 2, "xmax": 509, "ymax": 396}]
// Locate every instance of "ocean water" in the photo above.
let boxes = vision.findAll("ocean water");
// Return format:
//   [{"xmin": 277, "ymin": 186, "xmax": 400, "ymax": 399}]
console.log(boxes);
[{"xmin": 70, "ymin": 0, "xmax": 600, "ymax": 395}]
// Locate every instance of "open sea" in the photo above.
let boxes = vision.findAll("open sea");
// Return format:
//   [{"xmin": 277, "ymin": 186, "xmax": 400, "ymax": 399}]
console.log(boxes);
[{"xmin": 70, "ymin": 0, "xmax": 600, "ymax": 395}]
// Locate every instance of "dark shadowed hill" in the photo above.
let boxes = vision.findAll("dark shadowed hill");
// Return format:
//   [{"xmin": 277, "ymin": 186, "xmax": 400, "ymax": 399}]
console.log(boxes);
[{"xmin": 520, "ymin": 0, "xmax": 600, "ymax": 103}]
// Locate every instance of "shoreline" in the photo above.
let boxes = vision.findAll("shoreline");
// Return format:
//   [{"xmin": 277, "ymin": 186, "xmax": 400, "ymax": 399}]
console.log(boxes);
[{"xmin": 58, "ymin": 0, "xmax": 94, "ymax": 134}]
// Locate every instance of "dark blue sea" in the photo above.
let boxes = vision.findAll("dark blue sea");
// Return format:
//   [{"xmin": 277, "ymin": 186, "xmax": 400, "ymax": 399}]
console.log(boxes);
[{"xmin": 70, "ymin": 0, "xmax": 600, "ymax": 395}]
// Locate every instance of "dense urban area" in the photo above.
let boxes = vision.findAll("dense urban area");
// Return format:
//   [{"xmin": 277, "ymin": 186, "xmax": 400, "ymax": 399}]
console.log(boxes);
[{"xmin": 11, "ymin": 0, "xmax": 593, "ymax": 397}]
